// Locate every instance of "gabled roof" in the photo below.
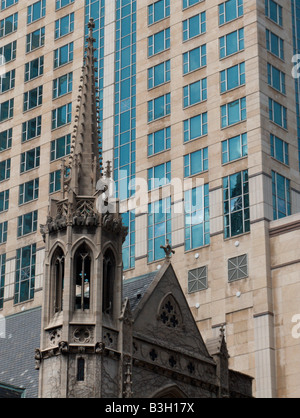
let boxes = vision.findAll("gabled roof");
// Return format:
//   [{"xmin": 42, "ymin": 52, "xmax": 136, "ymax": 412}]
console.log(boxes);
[{"xmin": 123, "ymin": 261, "xmax": 213, "ymax": 362}]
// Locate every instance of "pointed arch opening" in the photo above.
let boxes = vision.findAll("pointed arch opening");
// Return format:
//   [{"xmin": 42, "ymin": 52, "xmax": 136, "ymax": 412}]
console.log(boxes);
[
  {"xmin": 74, "ymin": 243, "xmax": 92, "ymax": 311},
  {"xmin": 51, "ymin": 246, "xmax": 65, "ymax": 315},
  {"xmin": 151, "ymin": 384, "xmax": 187, "ymax": 398},
  {"xmin": 102, "ymin": 248, "xmax": 116, "ymax": 315},
  {"xmin": 158, "ymin": 293, "xmax": 183, "ymax": 329}
]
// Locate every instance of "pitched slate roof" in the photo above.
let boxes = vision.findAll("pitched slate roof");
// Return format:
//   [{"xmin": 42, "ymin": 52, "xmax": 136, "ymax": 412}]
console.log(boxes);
[
  {"xmin": 123, "ymin": 270, "xmax": 158, "ymax": 311},
  {"xmin": 0, "ymin": 307, "xmax": 41, "ymax": 398}
]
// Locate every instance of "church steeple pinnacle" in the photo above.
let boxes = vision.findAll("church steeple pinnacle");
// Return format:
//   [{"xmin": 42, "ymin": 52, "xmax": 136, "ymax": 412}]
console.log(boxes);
[{"xmin": 66, "ymin": 18, "xmax": 102, "ymax": 196}]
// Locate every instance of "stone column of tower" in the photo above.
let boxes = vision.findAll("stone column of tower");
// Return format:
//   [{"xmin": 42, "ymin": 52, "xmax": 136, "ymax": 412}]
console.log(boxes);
[{"xmin": 36, "ymin": 19, "xmax": 129, "ymax": 399}]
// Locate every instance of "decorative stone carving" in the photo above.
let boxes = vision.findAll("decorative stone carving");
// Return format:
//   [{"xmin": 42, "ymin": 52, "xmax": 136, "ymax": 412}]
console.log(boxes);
[
  {"xmin": 35, "ymin": 348, "xmax": 41, "ymax": 370},
  {"xmin": 102, "ymin": 328, "xmax": 118, "ymax": 351},
  {"xmin": 73, "ymin": 327, "xmax": 93, "ymax": 344},
  {"xmin": 123, "ymin": 355, "xmax": 133, "ymax": 398},
  {"xmin": 73, "ymin": 199, "xmax": 98, "ymax": 227},
  {"xmin": 48, "ymin": 328, "xmax": 62, "ymax": 347},
  {"xmin": 59, "ymin": 341, "xmax": 69, "ymax": 354},
  {"xmin": 95, "ymin": 342, "xmax": 105, "ymax": 355},
  {"xmin": 102, "ymin": 211, "xmax": 128, "ymax": 243}
]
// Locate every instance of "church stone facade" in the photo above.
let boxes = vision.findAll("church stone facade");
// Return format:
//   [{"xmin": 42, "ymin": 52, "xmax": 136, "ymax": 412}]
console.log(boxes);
[{"xmin": 32, "ymin": 19, "xmax": 253, "ymax": 399}]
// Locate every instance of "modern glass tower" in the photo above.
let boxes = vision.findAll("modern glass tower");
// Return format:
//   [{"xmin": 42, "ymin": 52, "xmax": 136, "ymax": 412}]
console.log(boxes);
[{"xmin": 1, "ymin": 0, "xmax": 300, "ymax": 398}]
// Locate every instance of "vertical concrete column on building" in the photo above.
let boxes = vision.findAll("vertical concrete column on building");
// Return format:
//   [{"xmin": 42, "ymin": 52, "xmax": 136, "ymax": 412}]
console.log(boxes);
[
  {"xmin": 3, "ymin": 257, "xmax": 16, "ymax": 301},
  {"xmin": 35, "ymin": 249, "xmax": 45, "ymax": 291},
  {"xmin": 134, "ymin": 213, "xmax": 148, "ymax": 262},
  {"xmin": 209, "ymin": 186, "xmax": 226, "ymax": 327},
  {"xmin": 209, "ymin": 186, "xmax": 223, "ymax": 238},
  {"xmin": 102, "ymin": 0, "xmax": 116, "ymax": 164},
  {"xmin": 172, "ymin": 197, "xmax": 185, "ymax": 250},
  {"xmin": 249, "ymin": 172, "xmax": 276, "ymax": 397},
  {"xmin": 253, "ymin": 312, "xmax": 276, "ymax": 398},
  {"xmin": 291, "ymin": 189, "xmax": 300, "ymax": 214}
]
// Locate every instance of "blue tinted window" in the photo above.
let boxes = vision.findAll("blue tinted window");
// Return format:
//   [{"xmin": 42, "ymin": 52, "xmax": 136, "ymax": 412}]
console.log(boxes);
[
  {"xmin": 1, "ymin": 0, "xmax": 18, "ymax": 10},
  {"xmin": 267, "ymin": 63, "xmax": 285, "ymax": 94},
  {"xmin": 49, "ymin": 170, "xmax": 61, "ymax": 193},
  {"xmin": 0, "ymin": 158, "xmax": 10, "ymax": 182},
  {"xmin": 223, "ymin": 170, "xmax": 250, "ymax": 238},
  {"xmin": 28, "ymin": 0, "xmax": 45, "ymax": 24},
  {"xmin": 220, "ymin": 28, "xmax": 244, "ymax": 58},
  {"xmin": 148, "ymin": 0, "xmax": 170, "ymax": 25},
  {"xmin": 221, "ymin": 97, "xmax": 246, "ymax": 128},
  {"xmin": 183, "ymin": 12, "xmax": 206, "ymax": 41},
  {"xmin": 54, "ymin": 42, "xmax": 73, "ymax": 68},
  {"xmin": 219, "ymin": 0, "xmax": 243, "ymax": 25},
  {"xmin": 53, "ymin": 72, "xmax": 73, "ymax": 99},
  {"xmin": 148, "ymin": 197, "xmax": 171, "ymax": 263},
  {"xmin": 26, "ymin": 27, "xmax": 45, "ymax": 52},
  {"xmin": 270, "ymin": 134, "xmax": 289, "ymax": 165},
  {"xmin": 266, "ymin": 29, "xmax": 284, "ymax": 59},
  {"xmin": 148, "ymin": 60, "xmax": 170, "ymax": 89},
  {"xmin": 265, "ymin": 0, "xmax": 282, "ymax": 26},
  {"xmin": 269, "ymin": 98, "xmax": 287, "ymax": 129},
  {"xmin": 148, "ymin": 28, "xmax": 170, "ymax": 56},
  {"xmin": 148, "ymin": 127, "xmax": 171, "ymax": 156},
  {"xmin": 56, "ymin": 0, "xmax": 74, "ymax": 9},
  {"xmin": 20, "ymin": 147, "xmax": 40, "ymax": 173},
  {"xmin": 183, "ymin": 78, "xmax": 207, "ymax": 107},
  {"xmin": 52, "ymin": 103, "xmax": 72, "ymax": 129},
  {"xmin": 222, "ymin": 133, "xmax": 248, "ymax": 164},
  {"xmin": 17, "ymin": 210, "xmax": 38, "ymax": 237},
  {"xmin": 221, "ymin": 62, "xmax": 245, "ymax": 92},
  {"xmin": 184, "ymin": 148, "xmax": 208, "ymax": 177},
  {"xmin": 14, "ymin": 244, "xmax": 36, "ymax": 304},
  {"xmin": 19, "ymin": 178, "xmax": 39, "ymax": 204},
  {"xmin": 55, "ymin": 13, "xmax": 74, "ymax": 39},
  {"xmin": 184, "ymin": 113, "xmax": 207, "ymax": 142},
  {"xmin": 0, "ymin": 40, "xmax": 16, "ymax": 63},
  {"xmin": 0, "ymin": 98, "xmax": 14, "ymax": 122},
  {"xmin": 148, "ymin": 93, "xmax": 170, "ymax": 122},
  {"xmin": 0, "ymin": 189, "xmax": 9, "ymax": 212},
  {"xmin": 183, "ymin": 0, "xmax": 201, "ymax": 9},
  {"xmin": 0, "ymin": 12, "xmax": 18, "ymax": 37},
  {"xmin": 0, "ymin": 128, "xmax": 12, "ymax": 152},
  {"xmin": 183, "ymin": 45, "xmax": 206, "ymax": 74},
  {"xmin": 185, "ymin": 184, "xmax": 210, "ymax": 250},
  {"xmin": 272, "ymin": 171, "xmax": 291, "ymax": 220}
]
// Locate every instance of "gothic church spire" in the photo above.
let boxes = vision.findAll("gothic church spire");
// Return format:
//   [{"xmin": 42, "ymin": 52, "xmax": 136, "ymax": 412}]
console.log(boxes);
[{"xmin": 67, "ymin": 18, "xmax": 102, "ymax": 196}]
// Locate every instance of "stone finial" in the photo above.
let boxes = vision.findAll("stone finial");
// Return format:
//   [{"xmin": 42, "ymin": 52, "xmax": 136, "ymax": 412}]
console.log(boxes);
[{"xmin": 160, "ymin": 239, "xmax": 175, "ymax": 259}]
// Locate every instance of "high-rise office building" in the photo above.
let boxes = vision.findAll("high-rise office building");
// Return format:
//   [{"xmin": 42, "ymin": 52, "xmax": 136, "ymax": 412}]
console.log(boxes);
[{"xmin": 1, "ymin": 0, "xmax": 300, "ymax": 398}]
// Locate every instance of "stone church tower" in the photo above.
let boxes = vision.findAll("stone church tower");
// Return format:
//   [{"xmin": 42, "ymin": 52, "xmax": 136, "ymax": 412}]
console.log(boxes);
[{"xmin": 36, "ymin": 19, "xmax": 129, "ymax": 398}]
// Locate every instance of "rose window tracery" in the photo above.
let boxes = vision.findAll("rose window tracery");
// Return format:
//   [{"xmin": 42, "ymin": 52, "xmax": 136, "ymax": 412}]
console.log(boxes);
[{"xmin": 158, "ymin": 294, "xmax": 182, "ymax": 328}]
